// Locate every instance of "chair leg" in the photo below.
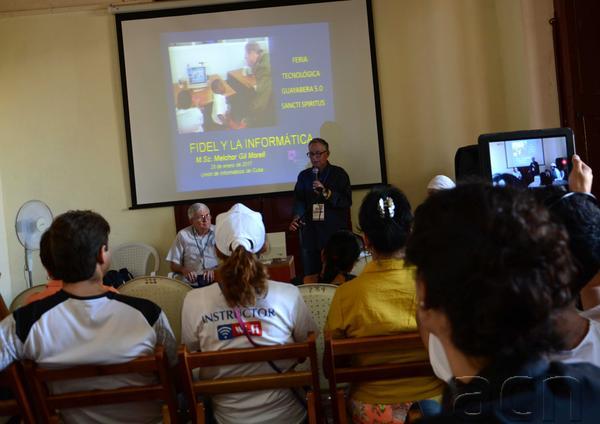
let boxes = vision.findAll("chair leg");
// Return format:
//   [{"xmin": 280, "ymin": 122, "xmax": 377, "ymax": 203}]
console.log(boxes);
[
  {"xmin": 196, "ymin": 401, "xmax": 206, "ymax": 424},
  {"xmin": 306, "ymin": 391, "xmax": 318, "ymax": 424},
  {"xmin": 161, "ymin": 404, "xmax": 170, "ymax": 424},
  {"xmin": 336, "ymin": 389, "xmax": 348, "ymax": 424}
]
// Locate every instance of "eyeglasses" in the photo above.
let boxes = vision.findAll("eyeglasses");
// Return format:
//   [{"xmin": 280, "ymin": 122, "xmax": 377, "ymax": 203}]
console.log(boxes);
[
  {"xmin": 307, "ymin": 151, "xmax": 328, "ymax": 158},
  {"xmin": 193, "ymin": 214, "xmax": 211, "ymax": 221}
]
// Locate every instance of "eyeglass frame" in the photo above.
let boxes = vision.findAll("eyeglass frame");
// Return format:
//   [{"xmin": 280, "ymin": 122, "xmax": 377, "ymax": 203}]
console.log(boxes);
[
  {"xmin": 306, "ymin": 150, "xmax": 329, "ymax": 158},
  {"xmin": 192, "ymin": 213, "xmax": 211, "ymax": 221}
]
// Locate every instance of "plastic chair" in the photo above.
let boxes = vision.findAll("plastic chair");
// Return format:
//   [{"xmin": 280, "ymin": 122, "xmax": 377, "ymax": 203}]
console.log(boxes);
[
  {"xmin": 111, "ymin": 243, "xmax": 159, "ymax": 277},
  {"xmin": 9, "ymin": 284, "xmax": 47, "ymax": 312},
  {"xmin": 178, "ymin": 333, "xmax": 322, "ymax": 424},
  {"xmin": 0, "ymin": 362, "xmax": 36, "ymax": 424},
  {"xmin": 23, "ymin": 345, "xmax": 177, "ymax": 424},
  {"xmin": 297, "ymin": 283, "xmax": 337, "ymax": 390},
  {"xmin": 324, "ymin": 331, "xmax": 435, "ymax": 424},
  {"xmin": 118, "ymin": 276, "xmax": 191, "ymax": 343}
]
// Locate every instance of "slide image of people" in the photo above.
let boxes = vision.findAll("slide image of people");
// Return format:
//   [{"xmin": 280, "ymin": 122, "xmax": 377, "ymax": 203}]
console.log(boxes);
[
  {"xmin": 489, "ymin": 137, "xmax": 569, "ymax": 188},
  {"xmin": 167, "ymin": 37, "xmax": 275, "ymax": 133}
]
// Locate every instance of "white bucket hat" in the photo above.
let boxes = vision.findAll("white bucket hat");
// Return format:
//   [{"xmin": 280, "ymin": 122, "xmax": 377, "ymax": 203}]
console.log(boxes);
[
  {"xmin": 215, "ymin": 203, "xmax": 265, "ymax": 255},
  {"xmin": 427, "ymin": 175, "xmax": 456, "ymax": 191}
]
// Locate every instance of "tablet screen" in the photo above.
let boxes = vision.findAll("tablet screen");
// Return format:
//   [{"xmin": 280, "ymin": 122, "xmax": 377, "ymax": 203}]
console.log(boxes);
[{"xmin": 479, "ymin": 128, "xmax": 575, "ymax": 189}]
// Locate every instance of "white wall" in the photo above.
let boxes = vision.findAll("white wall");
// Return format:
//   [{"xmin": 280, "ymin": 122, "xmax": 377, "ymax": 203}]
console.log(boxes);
[
  {"xmin": 0, "ymin": 11, "xmax": 175, "ymax": 301},
  {"xmin": 0, "ymin": 0, "xmax": 559, "ymax": 302}
]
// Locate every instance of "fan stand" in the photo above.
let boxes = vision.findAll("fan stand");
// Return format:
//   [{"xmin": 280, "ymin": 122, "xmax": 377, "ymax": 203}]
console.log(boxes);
[{"xmin": 25, "ymin": 249, "xmax": 34, "ymax": 288}]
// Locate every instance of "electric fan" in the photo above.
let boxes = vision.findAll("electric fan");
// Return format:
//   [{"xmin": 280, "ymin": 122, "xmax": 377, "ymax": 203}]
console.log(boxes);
[{"xmin": 15, "ymin": 200, "xmax": 53, "ymax": 287}]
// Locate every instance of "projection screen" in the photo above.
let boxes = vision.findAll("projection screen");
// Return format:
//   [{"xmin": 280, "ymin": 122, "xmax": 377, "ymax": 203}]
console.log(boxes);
[{"xmin": 116, "ymin": 0, "xmax": 385, "ymax": 208}]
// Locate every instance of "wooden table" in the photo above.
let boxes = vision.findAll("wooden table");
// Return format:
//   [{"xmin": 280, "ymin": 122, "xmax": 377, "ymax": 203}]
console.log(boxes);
[{"xmin": 263, "ymin": 256, "xmax": 295, "ymax": 282}]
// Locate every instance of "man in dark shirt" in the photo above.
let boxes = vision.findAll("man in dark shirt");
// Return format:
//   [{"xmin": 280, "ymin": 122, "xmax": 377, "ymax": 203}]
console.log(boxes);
[
  {"xmin": 530, "ymin": 156, "xmax": 540, "ymax": 176},
  {"xmin": 289, "ymin": 138, "xmax": 352, "ymax": 275},
  {"xmin": 243, "ymin": 41, "xmax": 275, "ymax": 127}
]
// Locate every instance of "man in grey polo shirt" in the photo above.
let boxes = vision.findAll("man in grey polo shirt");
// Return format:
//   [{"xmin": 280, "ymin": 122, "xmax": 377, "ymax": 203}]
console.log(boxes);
[{"xmin": 166, "ymin": 203, "xmax": 218, "ymax": 286}]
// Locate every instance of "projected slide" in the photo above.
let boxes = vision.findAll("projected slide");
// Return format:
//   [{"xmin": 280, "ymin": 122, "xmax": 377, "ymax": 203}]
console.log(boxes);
[
  {"xmin": 162, "ymin": 23, "xmax": 334, "ymax": 193},
  {"xmin": 117, "ymin": 0, "xmax": 383, "ymax": 207}
]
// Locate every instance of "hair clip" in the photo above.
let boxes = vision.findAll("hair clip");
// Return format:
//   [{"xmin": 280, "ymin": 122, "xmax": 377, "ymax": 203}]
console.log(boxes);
[{"xmin": 377, "ymin": 196, "xmax": 395, "ymax": 218}]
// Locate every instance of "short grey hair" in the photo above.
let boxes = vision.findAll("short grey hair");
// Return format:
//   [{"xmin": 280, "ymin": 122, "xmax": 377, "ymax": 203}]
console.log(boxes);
[{"xmin": 187, "ymin": 203, "xmax": 209, "ymax": 220}]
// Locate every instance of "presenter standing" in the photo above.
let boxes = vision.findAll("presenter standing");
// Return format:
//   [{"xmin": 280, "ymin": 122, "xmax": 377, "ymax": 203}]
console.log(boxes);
[
  {"xmin": 289, "ymin": 138, "xmax": 352, "ymax": 276},
  {"xmin": 167, "ymin": 203, "xmax": 218, "ymax": 287}
]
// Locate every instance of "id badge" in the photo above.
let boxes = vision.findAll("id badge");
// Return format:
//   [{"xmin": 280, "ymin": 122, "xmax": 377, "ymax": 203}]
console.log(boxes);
[{"xmin": 312, "ymin": 203, "xmax": 325, "ymax": 221}]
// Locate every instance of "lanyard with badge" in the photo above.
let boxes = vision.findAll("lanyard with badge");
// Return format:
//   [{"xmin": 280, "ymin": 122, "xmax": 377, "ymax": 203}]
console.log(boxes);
[{"xmin": 192, "ymin": 228, "xmax": 209, "ymax": 269}]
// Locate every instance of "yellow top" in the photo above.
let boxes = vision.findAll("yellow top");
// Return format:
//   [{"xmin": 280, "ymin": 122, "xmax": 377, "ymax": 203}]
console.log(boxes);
[{"xmin": 325, "ymin": 258, "xmax": 443, "ymax": 404}]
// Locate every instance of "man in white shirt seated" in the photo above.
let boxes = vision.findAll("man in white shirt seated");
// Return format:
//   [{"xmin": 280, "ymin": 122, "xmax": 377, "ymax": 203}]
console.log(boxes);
[
  {"xmin": 166, "ymin": 202, "xmax": 218, "ymax": 286},
  {"xmin": 0, "ymin": 210, "xmax": 176, "ymax": 423}
]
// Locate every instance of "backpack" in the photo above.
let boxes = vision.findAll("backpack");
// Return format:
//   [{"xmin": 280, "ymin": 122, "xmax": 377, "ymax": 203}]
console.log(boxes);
[{"xmin": 103, "ymin": 268, "xmax": 134, "ymax": 289}]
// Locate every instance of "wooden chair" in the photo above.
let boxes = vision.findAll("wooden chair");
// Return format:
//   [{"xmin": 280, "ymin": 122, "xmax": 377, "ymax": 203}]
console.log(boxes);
[
  {"xmin": 0, "ymin": 293, "xmax": 10, "ymax": 319},
  {"xmin": 0, "ymin": 362, "xmax": 36, "ymax": 424},
  {"xmin": 324, "ymin": 331, "xmax": 436, "ymax": 424},
  {"xmin": 23, "ymin": 345, "xmax": 178, "ymax": 424},
  {"xmin": 178, "ymin": 333, "xmax": 322, "ymax": 424}
]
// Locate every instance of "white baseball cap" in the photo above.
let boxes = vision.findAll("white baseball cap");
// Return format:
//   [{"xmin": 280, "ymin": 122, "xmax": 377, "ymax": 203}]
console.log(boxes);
[
  {"xmin": 215, "ymin": 203, "xmax": 265, "ymax": 255},
  {"xmin": 427, "ymin": 175, "xmax": 456, "ymax": 191}
]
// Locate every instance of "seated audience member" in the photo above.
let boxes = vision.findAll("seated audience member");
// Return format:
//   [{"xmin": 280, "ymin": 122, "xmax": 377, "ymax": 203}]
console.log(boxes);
[
  {"xmin": 176, "ymin": 89, "xmax": 204, "ymax": 134},
  {"xmin": 551, "ymin": 162, "xmax": 565, "ymax": 181},
  {"xmin": 529, "ymin": 155, "xmax": 600, "ymax": 367},
  {"xmin": 166, "ymin": 202, "xmax": 218, "ymax": 286},
  {"xmin": 211, "ymin": 79, "xmax": 229, "ymax": 126},
  {"xmin": 181, "ymin": 203, "xmax": 318, "ymax": 424},
  {"xmin": 0, "ymin": 210, "xmax": 176, "ymax": 423},
  {"xmin": 25, "ymin": 230, "xmax": 117, "ymax": 305},
  {"xmin": 301, "ymin": 230, "xmax": 362, "ymax": 285},
  {"xmin": 567, "ymin": 154, "xmax": 600, "ymax": 310},
  {"xmin": 325, "ymin": 186, "xmax": 443, "ymax": 424},
  {"xmin": 542, "ymin": 188, "xmax": 600, "ymax": 366},
  {"xmin": 426, "ymin": 175, "xmax": 455, "ymax": 196},
  {"xmin": 405, "ymin": 184, "xmax": 600, "ymax": 423}
]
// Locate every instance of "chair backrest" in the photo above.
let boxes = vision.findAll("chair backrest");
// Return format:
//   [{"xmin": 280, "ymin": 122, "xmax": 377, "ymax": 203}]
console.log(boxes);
[
  {"xmin": 111, "ymin": 243, "xmax": 159, "ymax": 277},
  {"xmin": 118, "ymin": 276, "xmax": 191, "ymax": 343},
  {"xmin": 23, "ymin": 345, "xmax": 177, "ymax": 424},
  {"xmin": 0, "ymin": 362, "xmax": 36, "ymax": 424},
  {"xmin": 178, "ymin": 333, "xmax": 322, "ymax": 424},
  {"xmin": 297, "ymin": 283, "xmax": 337, "ymax": 389},
  {"xmin": 9, "ymin": 284, "xmax": 47, "ymax": 312},
  {"xmin": 324, "ymin": 331, "xmax": 435, "ymax": 424}
]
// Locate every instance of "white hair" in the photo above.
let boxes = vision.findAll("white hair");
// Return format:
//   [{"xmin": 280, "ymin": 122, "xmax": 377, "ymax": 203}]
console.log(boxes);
[{"xmin": 187, "ymin": 203, "xmax": 209, "ymax": 220}]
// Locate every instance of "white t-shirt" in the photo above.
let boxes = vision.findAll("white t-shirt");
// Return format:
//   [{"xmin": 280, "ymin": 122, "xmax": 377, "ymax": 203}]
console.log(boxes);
[
  {"xmin": 0, "ymin": 290, "xmax": 176, "ymax": 424},
  {"xmin": 182, "ymin": 280, "xmax": 318, "ymax": 424},
  {"xmin": 166, "ymin": 225, "xmax": 218, "ymax": 280},
  {"xmin": 551, "ymin": 309, "xmax": 600, "ymax": 367},
  {"xmin": 176, "ymin": 107, "xmax": 204, "ymax": 133},
  {"xmin": 211, "ymin": 93, "xmax": 228, "ymax": 125}
]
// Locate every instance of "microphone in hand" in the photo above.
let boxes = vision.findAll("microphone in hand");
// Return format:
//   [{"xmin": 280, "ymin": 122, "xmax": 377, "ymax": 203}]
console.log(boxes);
[{"xmin": 312, "ymin": 167, "xmax": 324, "ymax": 193}]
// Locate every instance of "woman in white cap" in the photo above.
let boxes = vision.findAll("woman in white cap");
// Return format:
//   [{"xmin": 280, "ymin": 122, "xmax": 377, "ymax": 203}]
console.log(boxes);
[{"xmin": 181, "ymin": 203, "xmax": 318, "ymax": 424}]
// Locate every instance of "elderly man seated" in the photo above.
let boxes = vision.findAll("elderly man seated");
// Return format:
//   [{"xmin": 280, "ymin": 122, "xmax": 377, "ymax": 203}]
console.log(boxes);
[{"xmin": 166, "ymin": 203, "xmax": 218, "ymax": 286}]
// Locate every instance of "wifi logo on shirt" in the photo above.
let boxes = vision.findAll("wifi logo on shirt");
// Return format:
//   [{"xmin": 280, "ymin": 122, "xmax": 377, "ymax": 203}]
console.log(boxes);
[
  {"xmin": 217, "ymin": 325, "xmax": 234, "ymax": 340},
  {"xmin": 216, "ymin": 321, "xmax": 263, "ymax": 340}
]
